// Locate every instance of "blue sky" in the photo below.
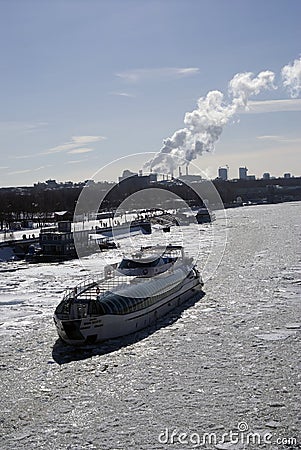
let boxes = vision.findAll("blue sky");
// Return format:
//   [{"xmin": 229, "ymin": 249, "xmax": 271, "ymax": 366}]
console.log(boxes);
[{"xmin": 0, "ymin": 0, "xmax": 300, "ymax": 186}]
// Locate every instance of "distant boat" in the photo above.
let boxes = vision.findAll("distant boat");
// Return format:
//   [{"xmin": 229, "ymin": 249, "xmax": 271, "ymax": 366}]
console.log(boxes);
[
  {"xmin": 96, "ymin": 237, "xmax": 119, "ymax": 251},
  {"xmin": 196, "ymin": 207, "xmax": 215, "ymax": 224},
  {"xmin": 95, "ymin": 218, "xmax": 152, "ymax": 238},
  {"xmin": 32, "ymin": 218, "xmax": 151, "ymax": 262},
  {"xmin": 54, "ymin": 245, "xmax": 203, "ymax": 345}
]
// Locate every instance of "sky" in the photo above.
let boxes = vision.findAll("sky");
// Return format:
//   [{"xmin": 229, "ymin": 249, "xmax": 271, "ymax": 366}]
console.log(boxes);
[{"xmin": 0, "ymin": 0, "xmax": 301, "ymax": 186}]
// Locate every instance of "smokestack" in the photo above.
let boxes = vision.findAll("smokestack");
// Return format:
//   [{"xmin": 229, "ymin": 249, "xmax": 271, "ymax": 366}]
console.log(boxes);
[
  {"xmin": 178, "ymin": 167, "xmax": 182, "ymax": 177},
  {"xmin": 186, "ymin": 165, "xmax": 189, "ymax": 176},
  {"xmin": 162, "ymin": 174, "xmax": 165, "ymax": 180},
  {"xmin": 171, "ymin": 170, "xmax": 174, "ymax": 179}
]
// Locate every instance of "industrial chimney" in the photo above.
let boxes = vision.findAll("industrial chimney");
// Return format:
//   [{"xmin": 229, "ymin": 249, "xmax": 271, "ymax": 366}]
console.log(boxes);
[{"xmin": 186, "ymin": 165, "xmax": 189, "ymax": 176}]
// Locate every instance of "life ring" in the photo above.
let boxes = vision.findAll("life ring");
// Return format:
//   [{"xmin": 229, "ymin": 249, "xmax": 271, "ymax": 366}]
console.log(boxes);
[{"xmin": 142, "ymin": 268, "xmax": 148, "ymax": 275}]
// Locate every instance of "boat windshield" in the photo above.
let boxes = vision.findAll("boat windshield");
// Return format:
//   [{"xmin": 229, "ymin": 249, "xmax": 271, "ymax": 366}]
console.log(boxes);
[{"xmin": 119, "ymin": 257, "xmax": 161, "ymax": 269}]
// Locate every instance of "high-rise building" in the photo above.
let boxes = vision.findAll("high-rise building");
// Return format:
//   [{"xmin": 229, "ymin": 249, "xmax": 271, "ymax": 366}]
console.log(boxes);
[
  {"xmin": 263, "ymin": 172, "xmax": 270, "ymax": 180},
  {"xmin": 284, "ymin": 173, "xmax": 291, "ymax": 178},
  {"xmin": 239, "ymin": 167, "xmax": 248, "ymax": 179},
  {"xmin": 218, "ymin": 167, "xmax": 228, "ymax": 180}
]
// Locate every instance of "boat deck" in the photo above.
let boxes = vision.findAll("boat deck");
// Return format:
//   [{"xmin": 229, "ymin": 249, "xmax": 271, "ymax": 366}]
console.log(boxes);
[{"xmin": 62, "ymin": 274, "xmax": 132, "ymax": 302}]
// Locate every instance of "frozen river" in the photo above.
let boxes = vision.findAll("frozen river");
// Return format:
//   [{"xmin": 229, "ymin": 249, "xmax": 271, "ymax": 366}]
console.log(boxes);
[{"xmin": 0, "ymin": 202, "xmax": 300, "ymax": 449}]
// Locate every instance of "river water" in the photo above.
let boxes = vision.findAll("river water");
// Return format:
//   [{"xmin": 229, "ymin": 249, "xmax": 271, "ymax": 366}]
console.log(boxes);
[{"xmin": 0, "ymin": 202, "xmax": 300, "ymax": 449}]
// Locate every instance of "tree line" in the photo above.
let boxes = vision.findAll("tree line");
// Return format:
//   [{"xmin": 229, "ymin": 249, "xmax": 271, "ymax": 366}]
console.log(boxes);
[{"xmin": 0, "ymin": 186, "xmax": 83, "ymax": 229}]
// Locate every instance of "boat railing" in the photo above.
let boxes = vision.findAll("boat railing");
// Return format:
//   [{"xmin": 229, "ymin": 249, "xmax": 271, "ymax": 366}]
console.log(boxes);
[
  {"xmin": 62, "ymin": 270, "xmax": 133, "ymax": 303},
  {"xmin": 62, "ymin": 276, "xmax": 99, "ymax": 302}
]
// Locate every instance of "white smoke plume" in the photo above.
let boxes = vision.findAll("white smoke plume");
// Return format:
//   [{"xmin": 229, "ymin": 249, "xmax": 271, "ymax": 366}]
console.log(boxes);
[
  {"xmin": 281, "ymin": 56, "xmax": 301, "ymax": 98},
  {"xmin": 145, "ymin": 69, "xmax": 276, "ymax": 173}
]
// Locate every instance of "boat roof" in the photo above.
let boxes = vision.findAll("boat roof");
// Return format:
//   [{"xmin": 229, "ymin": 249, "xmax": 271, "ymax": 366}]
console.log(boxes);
[{"xmin": 102, "ymin": 267, "xmax": 188, "ymax": 300}]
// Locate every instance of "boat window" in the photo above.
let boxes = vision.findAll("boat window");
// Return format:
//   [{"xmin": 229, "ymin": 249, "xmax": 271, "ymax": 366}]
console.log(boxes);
[
  {"xmin": 102, "ymin": 298, "xmax": 115, "ymax": 314},
  {"xmin": 112, "ymin": 297, "xmax": 125, "ymax": 314},
  {"xmin": 89, "ymin": 300, "xmax": 105, "ymax": 315},
  {"xmin": 115, "ymin": 295, "xmax": 130, "ymax": 314},
  {"xmin": 55, "ymin": 300, "xmax": 71, "ymax": 315},
  {"xmin": 97, "ymin": 292, "xmax": 148, "ymax": 315}
]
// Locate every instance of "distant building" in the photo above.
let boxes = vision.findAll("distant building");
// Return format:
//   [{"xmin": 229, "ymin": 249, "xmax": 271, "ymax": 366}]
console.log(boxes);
[
  {"xmin": 45, "ymin": 179, "xmax": 58, "ymax": 188},
  {"xmin": 178, "ymin": 174, "xmax": 203, "ymax": 183},
  {"xmin": 239, "ymin": 167, "xmax": 248, "ymax": 179},
  {"xmin": 263, "ymin": 172, "xmax": 270, "ymax": 180},
  {"xmin": 218, "ymin": 167, "xmax": 228, "ymax": 181},
  {"xmin": 118, "ymin": 169, "xmax": 157, "ymax": 191},
  {"xmin": 84, "ymin": 179, "xmax": 95, "ymax": 186},
  {"xmin": 176, "ymin": 165, "xmax": 202, "ymax": 183},
  {"xmin": 148, "ymin": 173, "xmax": 157, "ymax": 182},
  {"xmin": 284, "ymin": 173, "xmax": 291, "ymax": 178},
  {"xmin": 119, "ymin": 170, "xmax": 138, "ymax": 182},
  {"xmin": 247, "ymin": 175, "xmax": 256, "ymax": 181},
  {"xmin": 54, "ymin": 211, "xmax": 73, "ymax": 222}
]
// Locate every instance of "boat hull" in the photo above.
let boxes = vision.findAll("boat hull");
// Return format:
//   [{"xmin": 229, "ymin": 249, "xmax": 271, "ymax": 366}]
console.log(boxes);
[{"xmin": 54, "ymin": 275, "xmax": 203, "ymax": 345}]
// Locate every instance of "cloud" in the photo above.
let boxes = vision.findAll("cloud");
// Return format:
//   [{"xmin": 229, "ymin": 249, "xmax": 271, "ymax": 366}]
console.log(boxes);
[
  {"xmin": 71, "ymin": 136, "xmax": 105, "ymax": 144},
  {"xmin": 257, "ymin": 135, "xmax": 284, "ymax": 141},
  {"xmin": 12, "ymin": 153, "xmax": 40, "ymax": 160},
  {"xmin": 68, "ymin": 148, "xmax": 94, "ymax": 154},
  {"xmin": 43, "ymin": 135, "xmax": 106, "ymax": 155},
  {"xmin": 0, "ymin": 121, "xmax": 48, "ymax": 132},
  {"xmin": 67, "ymin": 159, "xmax": 84, "ymax": 164},
  {"xmin": 244, "ymin": 99, "xmax": 301, "ymax": 113},
  {"xmin": 34, "ymin": 165, "xmax": 52, "ymax": 171},
  {"xmin": 9, "ymin": 135, "xmax": 105, "ymax": 161},
  {"xmin": 8, "ymin": 169, "xmax": 32, "ymax": 175},
  {"xmin": 116, "ymin": 67, "xmax": 200, "ymax": 82},
  {"xmin": 7, "ymin": 165, "xmax": 52, "ymax": 175},
  {"xmin": 257, "ymin": 134, "xmax": 301, "ymax": 143},
  {"xmin": 281, "ymin": 57, "xmax": 301, "ymax": 98},
  {"xmin": 109, "ymin": 91, "xmax": 135, "ymax": 98}
]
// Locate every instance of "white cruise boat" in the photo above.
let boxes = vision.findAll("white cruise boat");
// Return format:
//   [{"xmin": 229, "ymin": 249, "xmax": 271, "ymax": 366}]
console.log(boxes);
[{"xmin": 54, "ymin": 245, "xmax": 203, "ymax": 345}]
